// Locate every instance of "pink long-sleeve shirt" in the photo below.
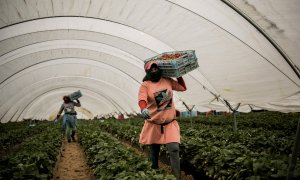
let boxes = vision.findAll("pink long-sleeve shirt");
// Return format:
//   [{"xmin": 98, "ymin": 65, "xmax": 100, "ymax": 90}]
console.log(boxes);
[{"xmin": 138, "ymin": 77, "xmax": 186, "ymax": 144}]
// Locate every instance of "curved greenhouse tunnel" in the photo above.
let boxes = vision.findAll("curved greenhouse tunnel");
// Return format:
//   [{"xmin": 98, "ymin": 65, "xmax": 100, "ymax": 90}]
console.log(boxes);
[
  {"xmin": 0, "ymin": 0, "xmax": 299, "ymax": 119},
  {"xmin": 1, "ymin": 75, "xmax": 138, "ymax": 122},
  {"xmin": 0, "ymin": 0, "xmax": 300, "ymax": 179}
]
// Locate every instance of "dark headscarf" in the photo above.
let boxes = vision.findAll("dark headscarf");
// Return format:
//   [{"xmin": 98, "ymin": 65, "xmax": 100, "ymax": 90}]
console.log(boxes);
[
  {"xmin": 142, "ymin": 64, "xmax": 162, "ymax": 82},
  {"xmin": 63, "ymin": 96, "xmax": 71, "ymax": 103}
]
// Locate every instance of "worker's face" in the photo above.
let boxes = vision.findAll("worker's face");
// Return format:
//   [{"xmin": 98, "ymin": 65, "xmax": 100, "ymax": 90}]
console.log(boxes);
[
  {"xmin": 148, "ymin": 65, "xmax": 162, "ymax": 82},
  {"xmin": 149, "ymin": 66, "xmax": 159, "ymax": 73},
  {"xmin": 63, "ymin": 97, "xmax": 70, "ymax": 103}
]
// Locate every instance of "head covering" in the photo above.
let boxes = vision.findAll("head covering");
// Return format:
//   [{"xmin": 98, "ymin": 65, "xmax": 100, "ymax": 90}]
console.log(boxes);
[
  {"xmin": 143, "ymin": 63, "xmax": 162, "ymax": 82},
  {"xmin": 144, "ymin": 61, "xmax": 158, "ymax": 72},
  {"xmin": 63, "ymin": 96, "xmax": 71, "ymax": 103}
]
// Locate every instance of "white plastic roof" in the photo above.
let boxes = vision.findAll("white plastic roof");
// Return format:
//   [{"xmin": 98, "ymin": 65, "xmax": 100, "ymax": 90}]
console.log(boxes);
[{"xmin": 0, "ymin": 0, "xmax": 299, "ymax": 122}]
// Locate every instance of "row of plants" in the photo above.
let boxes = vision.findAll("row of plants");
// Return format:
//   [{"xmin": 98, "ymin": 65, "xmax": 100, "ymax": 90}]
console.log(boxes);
[
  {"xmin": 77, "ymin": 122, "xmax": 176, "ymax": 179},
  {"xmin": 0, "ymin": 121, "xmax": 28, "ymax": 134},
  {"xmin": 0, "ymin": 123, "xmax": 62, "ymax": 179},
  {"xmin": 97, "ymin": 120, "xmax": 142, "ymax": 147},
  {"xmin": 0, "ymin": 122, "xmax": 50, "ymax": 152},
  {"xmin": 181, "ymin": 124, "xmax": 295, "ymax": 155},
  {"xmin": 179, "ymin": 129, "xmax": 298, "ymax": 179},
  {"xmin": 177, "ymin": 111, "xmax": 300, "ymax": 134},
  {"xmin": 83, "ymin": 113, "xmax": 300, "ymax": 179},
  {"xmin": 92, "ymin": 118, "xmax": 295, "ymax": 156}
]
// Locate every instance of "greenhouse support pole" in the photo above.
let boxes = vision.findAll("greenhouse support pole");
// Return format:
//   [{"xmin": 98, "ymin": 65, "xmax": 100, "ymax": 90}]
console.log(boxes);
[
  {"xmin": 182, "ymin": 101, "xmax": 195, "ymax": 127},
  {"xmin": 189, "ymin": 105, "xmax": 195, "ymax": 127},
  {"xmin": 233, "ymin": 110, "xmax": 237, "ymax": 132},
  {"xmin": 224, "ymin": 100, "xmax": 240, "ymax": 132},
  {"xmin": 287, "ymin": 117, "xmax": 300, "ymax": 180},
  {"xmin": 189, "ymin": 110, "xmax": 192, "ymax": 127}
]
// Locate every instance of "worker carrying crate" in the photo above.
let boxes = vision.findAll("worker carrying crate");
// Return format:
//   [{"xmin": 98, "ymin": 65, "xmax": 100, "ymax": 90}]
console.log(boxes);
[{"xmin": 144, "ymin": 50, "xmax": 199, "ymax": 78}]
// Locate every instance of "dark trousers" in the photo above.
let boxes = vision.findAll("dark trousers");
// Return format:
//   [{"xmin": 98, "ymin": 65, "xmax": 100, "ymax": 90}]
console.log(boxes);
[{"xmin": 150, "ymin": 143, "xmax": 181, "ymax": 180}]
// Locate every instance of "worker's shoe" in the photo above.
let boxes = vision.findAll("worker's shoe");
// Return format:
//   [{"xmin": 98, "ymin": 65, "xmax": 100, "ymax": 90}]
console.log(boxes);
[
  {"xmin": 71, "ymin": 131, "xmax": 76, "ymax": 142},
  {"xmin": 68, "ymin": 139, "xmax": 71, "ymax": 143}
]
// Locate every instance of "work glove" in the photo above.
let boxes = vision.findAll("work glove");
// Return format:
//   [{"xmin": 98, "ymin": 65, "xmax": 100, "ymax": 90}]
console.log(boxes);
[{"xmin": 141, "ymin": 108, "xmax": 151, "ymax": 119}]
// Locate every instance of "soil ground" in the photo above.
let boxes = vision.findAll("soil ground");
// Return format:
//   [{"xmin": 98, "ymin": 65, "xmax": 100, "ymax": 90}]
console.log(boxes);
[
  {"xmin": 54, "ymin": 136, "xmax": 95, "ymax": 180},
  {"xmin": 54, "ymin": 135, "xmax": 193, "ymax": 180}
]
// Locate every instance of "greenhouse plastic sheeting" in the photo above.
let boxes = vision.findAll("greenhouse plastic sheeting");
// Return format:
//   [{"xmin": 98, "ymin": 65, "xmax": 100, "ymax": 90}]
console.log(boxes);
[{"xmin": 0, "ymin": 0, "xmax": 299, "ymax": 122}]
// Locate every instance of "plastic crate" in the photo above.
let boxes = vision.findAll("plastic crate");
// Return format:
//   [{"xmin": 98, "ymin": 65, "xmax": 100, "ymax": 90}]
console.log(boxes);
[
  {"xmin": 144, "ymin": 50, "xmax": 198, "ymax": 77},
  {"xmin": 145, "ymin": 50, "xmax": 196, "ymax": 62},
  {"xmin": 161, "ymin": 61, "xmax": 199, "ymax": 78},
  {"xmin": 145, "ymin": 50, "xmax": 196, "ymax": 70},
  {"xmin": 68, "ymin": 90, "xmax": 82, "ymax": 101}
]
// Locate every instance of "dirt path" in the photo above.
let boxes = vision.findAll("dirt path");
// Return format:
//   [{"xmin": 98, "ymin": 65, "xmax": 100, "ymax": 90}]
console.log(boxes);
[
  {"xmin": 53, "ymin": 135, "xmax": 193, "ymax": 180},
  {"xmin": 54, "ymin": 137, "xmax": 95, "ymax": 180}
]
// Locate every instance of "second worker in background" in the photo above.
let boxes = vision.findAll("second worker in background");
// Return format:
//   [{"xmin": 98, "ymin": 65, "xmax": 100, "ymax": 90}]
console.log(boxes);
[{"xmin": 57, "ymin": 96, "xmax": 81, "ymax": 143}]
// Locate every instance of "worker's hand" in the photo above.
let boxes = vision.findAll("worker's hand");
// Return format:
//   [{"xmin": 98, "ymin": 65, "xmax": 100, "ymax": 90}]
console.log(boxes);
[{"xmin": 141, "ymin": 108, "xmax": 151, "ymax": 119}]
